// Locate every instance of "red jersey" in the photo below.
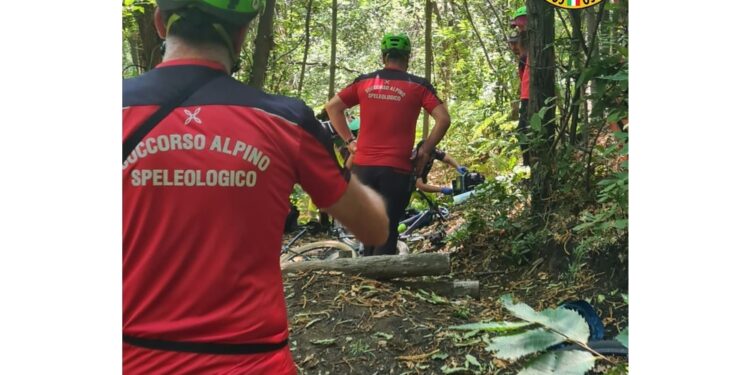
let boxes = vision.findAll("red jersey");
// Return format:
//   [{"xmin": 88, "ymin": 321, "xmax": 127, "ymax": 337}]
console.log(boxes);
[
  {"xmin": 521, "ymin": 56, "xmax": 530, "ymax": 100},
  {"xmin": 122, "ymin": 59, "xmax": 347, "ymax": 374},
  {"xmin": 336, "ymin": 68, "xmax": 443, "ymax": 172}
]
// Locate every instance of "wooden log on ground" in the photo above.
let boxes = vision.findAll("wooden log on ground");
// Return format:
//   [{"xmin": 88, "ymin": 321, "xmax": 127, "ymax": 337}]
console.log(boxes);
[
  {"xmin": 281, "ymin": 253, "xmax": 451, "ymax": 279},
  {"xmin": 390, "ymin": 280, "xmax": 480, "ymax": 299}
]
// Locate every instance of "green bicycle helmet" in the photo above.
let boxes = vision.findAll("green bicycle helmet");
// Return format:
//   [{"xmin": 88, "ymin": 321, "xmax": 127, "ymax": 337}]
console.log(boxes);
[
  {"xmin": 381, "ymin": 33, "xmax": 412, "ymax": 56},
  {"xmin": 157, "ymin": 0, "xmax": 265, "ymax": 26},
  {"xmin": 157, "ymin": 0, "xmax": 265, "ymax": 67},
  {"xmin": 513, "ymin": 6, "xmax": 527, "ymax": 19},
  {"xmin": 348, "ymin": 118, "xmax": 360, "ymax": 132}
]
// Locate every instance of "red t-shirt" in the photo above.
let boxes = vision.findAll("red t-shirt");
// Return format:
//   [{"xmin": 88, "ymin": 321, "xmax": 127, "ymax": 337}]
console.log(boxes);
[
  {"xmin": 336, "ymin": 68, "xmax": 443, "ymax": 172},
  {"xmin": 521, "ymin": 56, "xmax": 530, "ymax": 100},
  {"xmin": 122, "ymin": 59, "xmax": 347, "ymax": 374}
]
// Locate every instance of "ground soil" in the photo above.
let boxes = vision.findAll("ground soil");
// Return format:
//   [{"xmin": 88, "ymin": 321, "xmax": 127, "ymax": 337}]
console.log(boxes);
[{"xmin": 283, "ymin": 206, "xmax": 628, "ymax": 374}]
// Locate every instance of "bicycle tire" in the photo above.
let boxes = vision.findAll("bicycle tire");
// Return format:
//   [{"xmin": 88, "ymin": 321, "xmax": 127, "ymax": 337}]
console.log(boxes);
[{"xmin": 281, "ymin": 240, "xmax": 357, "ymax": 263}]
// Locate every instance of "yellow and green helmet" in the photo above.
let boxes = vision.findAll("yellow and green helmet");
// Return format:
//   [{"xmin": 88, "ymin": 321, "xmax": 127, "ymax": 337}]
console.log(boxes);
[
  {"xmin": 381, "ymin": 33, "xmax": 412, "ymax": 56},
  {"xmin": 156, "ymin": 0, "xmax": 265, "ymax": 26}
]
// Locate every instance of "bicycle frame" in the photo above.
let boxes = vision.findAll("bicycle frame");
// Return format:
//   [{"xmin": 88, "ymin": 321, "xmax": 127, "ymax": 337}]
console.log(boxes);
[{"xmin": 399, "ymin": 190, "xmax": 449, "ymax": 237}]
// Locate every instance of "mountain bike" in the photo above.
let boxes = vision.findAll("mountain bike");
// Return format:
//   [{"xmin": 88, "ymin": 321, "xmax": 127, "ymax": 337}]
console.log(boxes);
[
  {"xmin": 280, "ymin": 223, "xmax": 360, "ymax": 263},
  {"xmin": 396, "ymin": 190, "xmax": 450, "ymax": 251}
]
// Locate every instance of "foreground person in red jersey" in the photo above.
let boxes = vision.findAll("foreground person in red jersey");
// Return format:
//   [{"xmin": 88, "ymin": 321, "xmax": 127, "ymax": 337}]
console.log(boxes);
[
  {"xmin": 325, "ymin": 33, "xmax": 451, "ymax": 256},
  {"xmin": 122, "ymin": 1, "xmax": 388, "ymax": 373}
]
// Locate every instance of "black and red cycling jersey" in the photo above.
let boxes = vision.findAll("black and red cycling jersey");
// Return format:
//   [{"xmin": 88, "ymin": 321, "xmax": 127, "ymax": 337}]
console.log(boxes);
[
  {"xmin": 336, "ymin": 67, "xmax": 443, "ymax": 172},
  {"xmin": 122, "ymin": 59, "xmax": 347, "ymax": 374}
]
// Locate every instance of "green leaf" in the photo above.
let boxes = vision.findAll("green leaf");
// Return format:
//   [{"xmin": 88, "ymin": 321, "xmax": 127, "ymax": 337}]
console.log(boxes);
[
  {"xmin": 612, "ymin": 131, "xmax": 629, "ymax": 141},
  {"xmin": 598, "ymin": 71, "xmax": 628, "ymax": 81},
  {"xmin": 500, "ymin": 295, "xmax": 590, "ymax": 343},
  {"xmin": 572, "ymin": 222, "xmax": 594, "ymax": 232},
  {"xmin": 465, "ymin": 354, "xmax": 481, "ymax": 368},
  {"xmin": 616, "ymin": 327, "xmax": 629, "ymax": 348},
  {"xmin": 530, "ymin": 113, "xmax": 542, "ymax": 132},
  {"xmin": 485, "ymin": 328, "xmax": 565, "ymax": 361},
  {"xmin": 620, "ymin": 144, "xmax": 629, "ymax": 155},
  {"xmin": 518, "ymin": 350, "xmax": 597, "ymax": 375},
  {"xmin": 607, "ymin": 111, "xmax": 626, "ymax": 123},
  {"xmin": 311, "ymin": 338, "xmax": 336, "ymax": 346},
  {"xmin": 440, "ymin": 365, "xmax": 469, "ymax": 374},
  {"xmin": 431, "ymin": 352, "xmax": 449, "ymax": 361},
  {"xmin": 614, "ymin": 219, "xmax": 628, "ymax": 230},
  {"xmin": 449, "ymin": 321, "xmax": 533, "ymax": 333},
  {"xmin": 576, "ymin": 66, "xmax": 599, "ymax": 89}
]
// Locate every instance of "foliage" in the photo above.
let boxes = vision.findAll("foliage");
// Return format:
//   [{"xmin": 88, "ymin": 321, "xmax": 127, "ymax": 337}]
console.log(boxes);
[
  {"xmin": 449, "ymin": 321, "xmax": 532, "ymax": 334},
  {"xmin": 518, "ymin": 350, "xmax": 596, "ymax": 375},
  {"xmin": 615, "ymin": 327, "xmax": 628, "ymax": 348},
  {"xmin": 450, "ymin": 295, "xmax": 603, "ymax": 375},
  {"xmin": 122, "ymin": 0, "xmax": 629, "ymax": 281}
]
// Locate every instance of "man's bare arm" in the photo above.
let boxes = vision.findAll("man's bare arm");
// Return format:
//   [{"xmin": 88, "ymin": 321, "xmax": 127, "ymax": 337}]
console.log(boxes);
[
  {"xmin": 325, "ymin": 96, "xmax": 356, "ymax": 151},
  {"xmin": 440, "ymin": 153, "xmax": 459, "ymax": 169},
  {"xmin": 424, "ymin": 104, "xmax": 451, "ymax": 152},
  {"xmin": 323, "ymin": 175, "xmax": 388, "ymax": 246},
  {"xmin": 414, "ymin": 104, "xmax": 451, "ymax": 176},
  {"xmin": 415, "ymin": 179, "xmax": 443, "ymax": 193}
]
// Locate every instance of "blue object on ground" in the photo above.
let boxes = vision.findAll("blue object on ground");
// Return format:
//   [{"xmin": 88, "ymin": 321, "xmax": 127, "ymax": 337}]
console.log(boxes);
[{"xmin": 561, "ymin": 300, "xmax": 605, "ymax": 341}]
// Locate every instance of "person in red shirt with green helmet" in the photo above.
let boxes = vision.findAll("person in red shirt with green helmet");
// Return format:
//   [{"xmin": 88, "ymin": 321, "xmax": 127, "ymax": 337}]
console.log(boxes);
[
  {"xmin": 511, "ymin": 5, "xmax": 528, "ymax": 32},
  {"xmin": 122, "ymin": 1, "xmax": 388, "ymax": 373},
  {"xmin": 325, "ymin": 33, "xmax": 452, "ymax": 256},
  {"xmin": 511, "ymin": 6, "xmax": 531, "ymax": 166}
]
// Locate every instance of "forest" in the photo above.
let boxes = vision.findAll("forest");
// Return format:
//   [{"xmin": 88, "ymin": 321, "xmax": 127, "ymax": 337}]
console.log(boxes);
[{"xmin": 123, "ymin": 0, "xmax": 628, "ymax": 373}]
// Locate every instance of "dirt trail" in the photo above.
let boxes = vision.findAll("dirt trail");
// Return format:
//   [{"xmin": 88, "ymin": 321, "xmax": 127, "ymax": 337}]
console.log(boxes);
[{"xmin": 283, "ymin": 220, "xmax": 627, "ymax": 374}]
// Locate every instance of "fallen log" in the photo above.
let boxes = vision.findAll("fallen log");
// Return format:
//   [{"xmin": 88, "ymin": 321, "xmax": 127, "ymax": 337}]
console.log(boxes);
[
  {"xmin": 390, "ymin": 279, "xmax": 480, "ymax": 299},
  {"xmin": 281, "ymin": 253, "xmax": 451, "ymax": 279}
]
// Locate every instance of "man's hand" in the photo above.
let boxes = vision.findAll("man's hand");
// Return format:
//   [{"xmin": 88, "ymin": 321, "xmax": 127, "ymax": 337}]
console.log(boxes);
[
  {"xmin": 411, "ymin": 145, "xmax": 432, "ymax": 179},
  {"xmin": 347, "ymin": 139, "xmax": 358, "ymax": 155},
  {"xmin": 440, "ymin": 187, "xmax": 453, "ymax": 195},
  {"xmin": 457, "ymin": 166, "xmax": 468, "ymax": 175}
]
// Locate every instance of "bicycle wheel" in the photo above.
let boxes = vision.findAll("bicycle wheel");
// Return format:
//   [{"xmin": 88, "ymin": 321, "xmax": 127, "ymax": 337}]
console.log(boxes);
[{"xmin": 281, "ymin": 240, "xmax": 357, "ymax": 263}]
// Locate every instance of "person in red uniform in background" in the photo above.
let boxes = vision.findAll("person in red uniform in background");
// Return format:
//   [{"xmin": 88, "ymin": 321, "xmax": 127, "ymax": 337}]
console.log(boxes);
[
  {"xmin": 512, "ymin": 6, "xmax": 531, "ymax": 166},
  {"xmin": 122, "ymin": 1, "xmax": 388, "ymax": 374},
  {"xmin": 325, "ymin": 33, "xmax": 451, "ymax": 256}
]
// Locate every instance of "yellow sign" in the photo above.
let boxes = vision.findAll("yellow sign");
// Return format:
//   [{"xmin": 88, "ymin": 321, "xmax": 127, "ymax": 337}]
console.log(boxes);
[{"xmin": 545, "ymin": 0, "xmax": 603, "ymax": 10}]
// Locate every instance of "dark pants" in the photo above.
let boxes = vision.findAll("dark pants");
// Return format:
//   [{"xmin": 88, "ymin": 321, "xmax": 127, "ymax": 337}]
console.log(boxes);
[
  {"xmin": 518, "ymin": 99, "xmax": 531, "ymax": 166},
  {"xmin": 352, "ymin": 165, "xmax": 412, "ymax": 256}
]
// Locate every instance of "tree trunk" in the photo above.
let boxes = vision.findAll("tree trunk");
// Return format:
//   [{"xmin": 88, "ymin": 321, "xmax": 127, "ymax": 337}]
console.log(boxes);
[
  {"xmin": 281, "ymin": 253, "xmax": 452, "ymax": 279},
  {"xmin": 327, "ymin": 0, "xmax": 338, "ymax": 99},
  {"xmin": 389, "ymin": 279, "xmax": 480, "ymax": 299},
  {"xmin": 567, "ymin": 9, "xmax": 584, "ymax": 144},
  {"xmin": 423, "ymin": 0, "xmax": 433, "ymax": 139},
  {"xmin": 297, "ymin": 0, "xmax": 314, "ymax": 97},
  {"xmin": 248, "ymin": 0, "xmax": 276, "ymax": 89},
  {"xmin": 134, "ymin": 3, "xmax": 162, "ymax": 71},
  {"xmin": 526, "ymin": 0, "xmax": 556, "ymax": 215}
]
